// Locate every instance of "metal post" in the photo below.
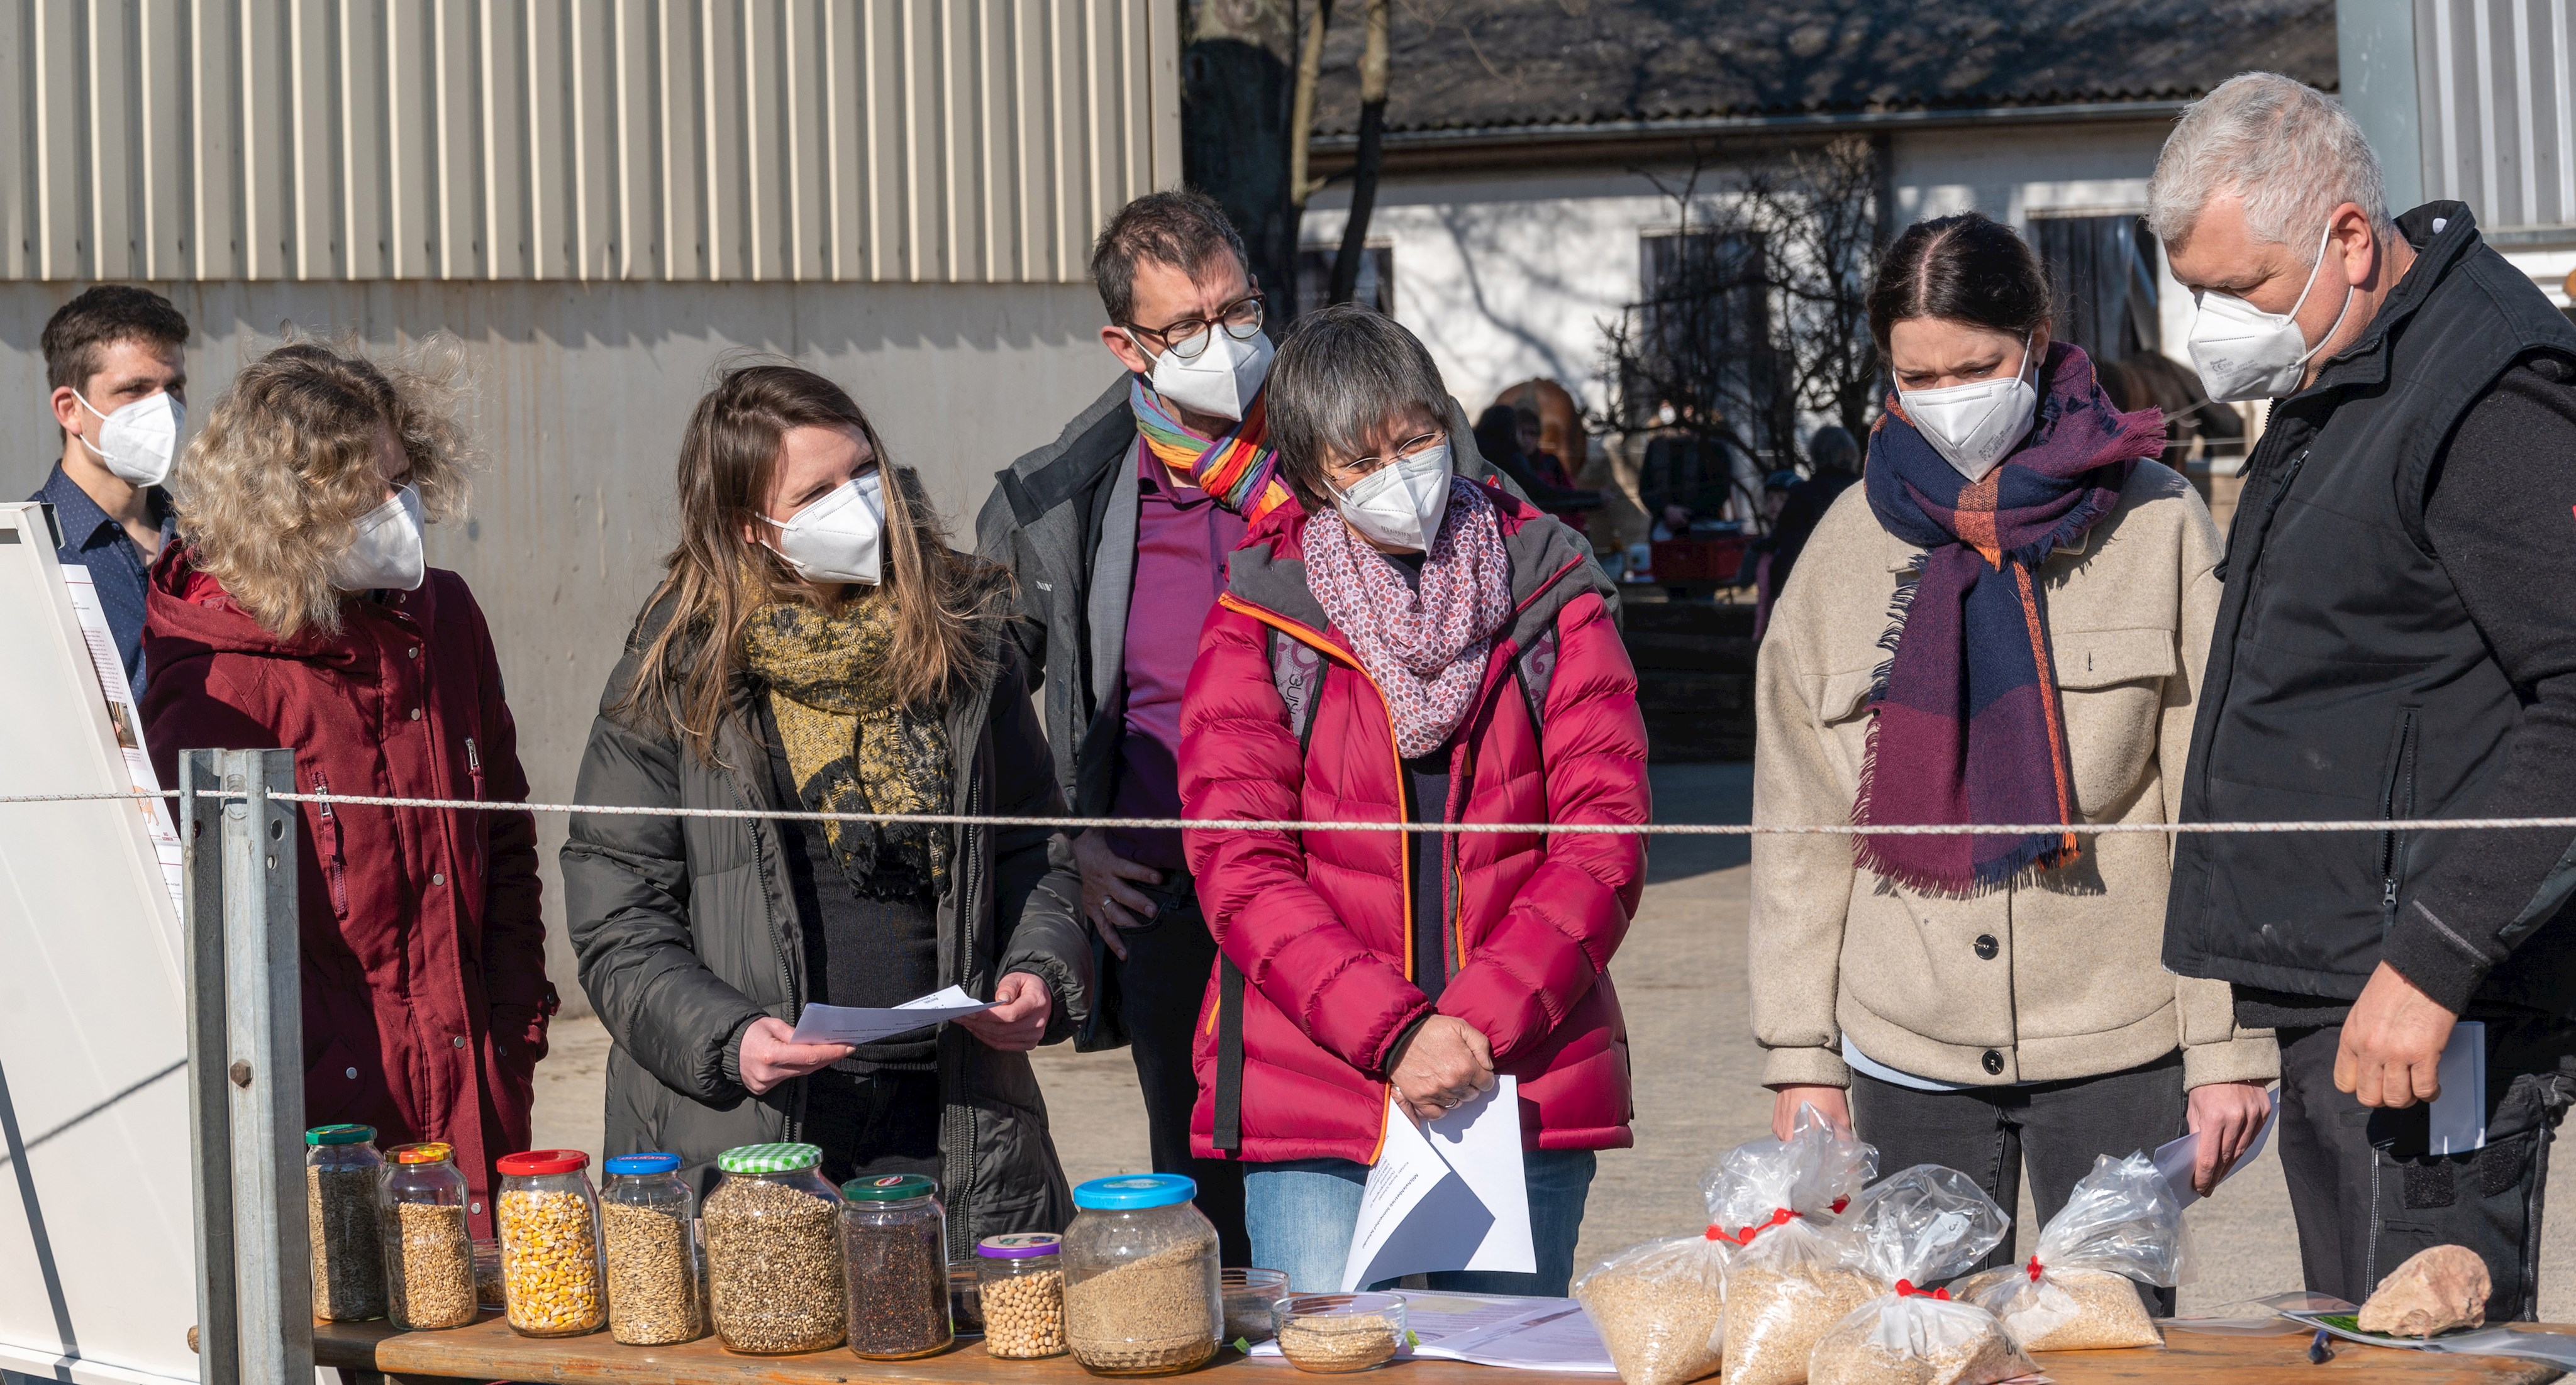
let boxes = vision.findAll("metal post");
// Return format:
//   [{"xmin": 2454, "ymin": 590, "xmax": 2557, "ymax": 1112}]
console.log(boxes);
[
  {"xmin": 216, "ymin": 749, "xmax": 311, "ymax": 1381},
  {"xmin": 179, "ymin": 751, "xmax": 239, "ymax": 1385}
]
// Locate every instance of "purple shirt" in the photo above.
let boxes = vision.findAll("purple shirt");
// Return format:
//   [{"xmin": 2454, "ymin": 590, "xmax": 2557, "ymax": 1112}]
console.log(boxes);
[{"xmin": 1110, "ymin": 438, "xmax": 1248, "ymax": 871}]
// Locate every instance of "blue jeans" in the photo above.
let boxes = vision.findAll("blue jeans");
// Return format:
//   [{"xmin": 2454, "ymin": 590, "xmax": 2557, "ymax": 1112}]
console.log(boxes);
[{"xmin": 1244, "ymin": 1149, "xmax": 1597, "ymax": 1294}]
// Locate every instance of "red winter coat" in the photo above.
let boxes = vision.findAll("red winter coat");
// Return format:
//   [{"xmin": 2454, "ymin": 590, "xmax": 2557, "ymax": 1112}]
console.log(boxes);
[
  {"xmin": 1180, "ymin": 487, "xmax": 1648, "ymax": 1164},
  {"xmin": 143, "ymin": 548, "xmax": 553, "ymax": 1235}
]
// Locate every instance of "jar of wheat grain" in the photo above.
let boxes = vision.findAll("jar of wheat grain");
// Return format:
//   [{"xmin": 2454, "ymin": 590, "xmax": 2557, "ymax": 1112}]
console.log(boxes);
[
  {"xmin": 601, "ymin": 1152, "xmax": 702, "ymax": 1345},
  {"xmin": 380, "ymin": 1142, "xmax": 479, "ymax": 1330},
  {"xmin": 1062, "ymin": 1174, "xmax": 1221, "ymax": 1376}
]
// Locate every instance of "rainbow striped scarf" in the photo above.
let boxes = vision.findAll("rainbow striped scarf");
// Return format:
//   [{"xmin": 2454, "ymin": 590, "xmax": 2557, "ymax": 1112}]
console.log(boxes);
[{"xmin": 1129, "ymin": 377, "xmax": 1293, "ymax": 522}]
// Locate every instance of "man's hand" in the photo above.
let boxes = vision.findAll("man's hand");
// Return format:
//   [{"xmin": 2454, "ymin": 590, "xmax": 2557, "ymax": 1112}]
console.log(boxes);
[
  {"xmin": 1770, "ymin": 1084, "xmax": 1852, "ymax": 1140},
  {"xmin": 736, "ymin": 1018, "xmax": 855, "ymax": 1096},
  {"xmin": 1388, "ymin": 1015, "xmax": 1496, "ymax": 1122},
  {"xmin": 1073, "ymin": 827, "xmax": 1162, "ymax": 961},
  {"xmin": 955, "ymin": 971, "xmax": 1055, "ymax": 1052},
  {"xmin": 2336, "ymin": 960, "xmax": 2458, "ymax": 1108},
  {"xmin": 2185, "ymin": 1080, "xmax": 2272, "ymax": 1195}
]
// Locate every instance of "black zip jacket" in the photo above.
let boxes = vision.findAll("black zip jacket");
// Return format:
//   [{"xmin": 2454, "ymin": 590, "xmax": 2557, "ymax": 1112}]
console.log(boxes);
[{"xmin": 2162, "ymin": 203, "xmax": 2576, "ymax": 1022}]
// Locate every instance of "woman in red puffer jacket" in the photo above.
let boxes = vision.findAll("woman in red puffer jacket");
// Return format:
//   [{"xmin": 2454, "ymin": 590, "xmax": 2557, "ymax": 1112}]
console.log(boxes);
[{"xmin": 1179, "ymin": 306, "xmax": 1648, "ymax": 1294}]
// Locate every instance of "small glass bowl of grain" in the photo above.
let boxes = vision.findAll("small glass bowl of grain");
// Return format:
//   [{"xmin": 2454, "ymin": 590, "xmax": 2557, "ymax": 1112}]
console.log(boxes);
[{"xmin": 1273, "ymin": 1293, "xmax": 1407, "ymax": 1374}]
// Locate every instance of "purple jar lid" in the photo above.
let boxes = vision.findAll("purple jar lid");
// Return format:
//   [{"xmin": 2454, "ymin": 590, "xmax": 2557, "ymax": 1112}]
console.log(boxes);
[{"xmin": 977, "ymin": 1232, "xmax": 1063, "ymax": 1259}]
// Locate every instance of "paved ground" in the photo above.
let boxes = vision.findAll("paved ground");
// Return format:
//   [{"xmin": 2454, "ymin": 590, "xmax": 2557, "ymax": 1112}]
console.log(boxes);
[{"xmin": 531, "ymin": 763, "xmax": 2576, "ymax": 1315}]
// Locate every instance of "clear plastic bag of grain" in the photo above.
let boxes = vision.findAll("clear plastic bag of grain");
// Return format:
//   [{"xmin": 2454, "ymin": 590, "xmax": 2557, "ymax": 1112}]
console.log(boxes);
[
  {"xmin": 1806, "ymin": 1165, "xmax": 2029, "ymax": 1385},
  {"xmin": 1573, "ymin": 1232, "xmax": 1732, "ymax": 1385},
  {"xmin": 1950, "ymin": 1152, "xmax": 2184, "ymax": 1351},
  {"xmin": 1708, "ymin": 1108, "xmax": 1880, "ymax": 1385}
]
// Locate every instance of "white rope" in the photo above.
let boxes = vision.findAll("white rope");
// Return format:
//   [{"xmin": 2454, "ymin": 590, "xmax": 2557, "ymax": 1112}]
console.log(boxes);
[{"xmin": 8, "ymin": 786, "xmax": 2576, "ymax": 837}]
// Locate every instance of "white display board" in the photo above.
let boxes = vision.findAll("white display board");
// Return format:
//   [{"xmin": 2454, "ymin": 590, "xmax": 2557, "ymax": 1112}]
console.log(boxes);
[{"xmin": 0, "ymin": 501, "xmax": 200, "ymax": 1384}]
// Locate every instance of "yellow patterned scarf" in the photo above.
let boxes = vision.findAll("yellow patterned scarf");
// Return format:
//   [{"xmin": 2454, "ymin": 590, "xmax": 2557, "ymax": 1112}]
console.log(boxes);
[{"xmin": 738, "ymin": 593, "xmax": 953, "ymax": 900}]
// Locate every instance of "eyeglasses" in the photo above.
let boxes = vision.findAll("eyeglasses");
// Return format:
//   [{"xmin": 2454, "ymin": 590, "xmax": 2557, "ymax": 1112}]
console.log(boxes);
[
  {"xmin": 1329, "ymin": 431, "xmax": 1446, "ymax": 485},
  {"xmin": 1123, "ymin": 292, "xmax": 1267, "ymax": 360}
]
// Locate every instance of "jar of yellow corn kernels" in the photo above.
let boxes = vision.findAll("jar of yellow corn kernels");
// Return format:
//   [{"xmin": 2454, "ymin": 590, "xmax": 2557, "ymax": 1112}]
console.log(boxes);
[{"xmin": 495, "ymin": 1149, "xmax": 606, "ymax": 1337}]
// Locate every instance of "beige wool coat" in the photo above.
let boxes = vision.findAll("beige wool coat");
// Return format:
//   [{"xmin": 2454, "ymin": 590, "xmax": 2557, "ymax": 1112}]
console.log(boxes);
[{"xmin": 1750, "ymin": 460, "xmax": 2277, "ymax": 1092}]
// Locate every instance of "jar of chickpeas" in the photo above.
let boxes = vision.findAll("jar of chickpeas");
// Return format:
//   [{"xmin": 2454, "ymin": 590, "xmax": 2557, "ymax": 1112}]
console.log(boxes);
[{"xmin": 495, "ymin": 1149, "xmax": 606, "ymax": 1337}]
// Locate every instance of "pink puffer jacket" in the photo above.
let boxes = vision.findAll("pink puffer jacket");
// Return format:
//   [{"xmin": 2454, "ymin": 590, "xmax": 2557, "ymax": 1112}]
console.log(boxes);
[{"xmin": 1180, "ymin": 486, "xmax": 1648, "ymax": 1164}]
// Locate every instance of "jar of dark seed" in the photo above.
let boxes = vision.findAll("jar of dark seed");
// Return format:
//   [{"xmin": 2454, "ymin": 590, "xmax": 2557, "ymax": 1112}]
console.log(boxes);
[
  {"xmin": 601, "ymin": 1152, "xmax": 702, "ymax": 1345},
  {"xmin": 978, "ymin": 1232, "xmax": 1069, "ymax": 1359},
  {"xmin": 496, "ymin": 1149, "xmax": 606, "ymax": 1337},
  {"xmin": 838, "ymin": 1174, "xmax": 952, "ymax": 1359},
  {"xmin": 306, "ymin": 1124, "xmax": 387, "ymax": 1322},
  {"xmin": 703, "ymin": 1143, "xmax": 848, "ymax": 1354},
  {"xmin": 380, "ymin": 1142, "xmax": 478, "ymax": 1330},
  {"xmin": 1063, "ymin": 1174, "xmax": 1221, "ymax": 1376}
]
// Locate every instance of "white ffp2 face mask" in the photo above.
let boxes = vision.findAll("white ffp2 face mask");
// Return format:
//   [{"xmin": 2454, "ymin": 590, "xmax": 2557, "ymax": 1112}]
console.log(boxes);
[
  {"xmin": 1897, "ymin": 337, "xmax": 2039, "ymax": 483},
  {"xmin": 2186, "ymin": 222, "xmax": 2357, "ymax": 402},
  {"xmin": 1330, "ymin": 441, "xmax": 1455, "ymax": 552},
  {"xmin": 761, "ymin": 471, "xmax": 886, "ymax": 585},
  {"xmin": 330, "ymin": 485, "xmax": 426, "ymax": 592},
  {"xmin": 74, "ymin": 389, "xmax": 184, "ymax": 487},
  {"xmin": 1143, "ymin": 327, "xmax": 1275, "ymax": 422}
]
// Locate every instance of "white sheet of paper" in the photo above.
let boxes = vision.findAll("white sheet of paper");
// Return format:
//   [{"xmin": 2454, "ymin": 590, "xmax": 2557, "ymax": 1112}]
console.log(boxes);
[
  {"xmin": 789, "ymin": 984, "xmax": 996, "ymax": 1045},
  {"xmin": 2155, "ymin": 1085, "xmax": 2280, "ymax": 1209},
  {"xmin": 1339, "ymin": 1076, "xmax": 1534, "ymax": 1291},
  {"xmin": 2430, "ymin": 1020, "xmax": 2488, "ymax": 1154}
]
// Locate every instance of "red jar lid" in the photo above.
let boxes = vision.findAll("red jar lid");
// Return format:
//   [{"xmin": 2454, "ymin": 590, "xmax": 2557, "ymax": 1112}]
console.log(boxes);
[{"xmin": 497, "ymin": 1149, "xmax": 590, "ymax": 1176}]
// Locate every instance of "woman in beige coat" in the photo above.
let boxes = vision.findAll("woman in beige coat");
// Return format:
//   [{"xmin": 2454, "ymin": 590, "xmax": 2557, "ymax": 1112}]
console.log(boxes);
[{"xmin": 1750, "ymin": 213, "xmax": 2273, "ymax": 1289}]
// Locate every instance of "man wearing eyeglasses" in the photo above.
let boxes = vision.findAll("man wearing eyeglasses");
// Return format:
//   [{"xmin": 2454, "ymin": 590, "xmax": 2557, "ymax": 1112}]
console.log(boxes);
[{"xmin": 977, "ymin": 190, "xmax": 1518, "ymax": 1261}]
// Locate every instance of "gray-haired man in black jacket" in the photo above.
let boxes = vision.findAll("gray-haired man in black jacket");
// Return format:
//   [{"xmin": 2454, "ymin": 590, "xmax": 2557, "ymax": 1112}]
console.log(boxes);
[{"xmin": 2152, "ymin": 73, "xmax": 2576, "ymax": 1318}]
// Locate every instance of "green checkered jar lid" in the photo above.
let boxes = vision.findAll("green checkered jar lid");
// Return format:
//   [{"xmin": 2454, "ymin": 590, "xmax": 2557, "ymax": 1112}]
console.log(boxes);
[{"xmin": 717, "ymin": 1142, "xmax": 823, "ymax": 1174}]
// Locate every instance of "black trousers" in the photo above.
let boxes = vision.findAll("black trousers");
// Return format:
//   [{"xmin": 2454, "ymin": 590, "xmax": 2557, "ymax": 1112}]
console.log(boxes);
[
  {"xmin": 1106, "ymin": 878, "xmax": 1249, "ymax": 1264},
  {"xmin": 804, "ymin": 1066, "xmax": 945, "ymax": 1190},
  {"xmin": 2275, "ymin": 1018, "xmax": 2576, "ymax": 1320},
  {"xmin": 1849, "ymin": 1052, "xmax": 2187, "ymax": 1312}
]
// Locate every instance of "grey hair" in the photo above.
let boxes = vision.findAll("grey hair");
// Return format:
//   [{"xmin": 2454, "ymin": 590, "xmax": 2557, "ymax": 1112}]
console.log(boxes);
[
  {"xmin": 2146, "ymin": 72, "xmax": 2391, "ymax": 264},
  {"xmin": 1267, "ymin": 304, "xmax": 1450, "ymax": 505}
]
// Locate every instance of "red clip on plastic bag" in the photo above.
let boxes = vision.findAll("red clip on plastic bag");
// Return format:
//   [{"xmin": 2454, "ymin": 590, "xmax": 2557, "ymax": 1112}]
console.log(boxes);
[
  {"xmin": 1707, "ymin": 1109, "xmax": 1879, "ymax": 1385},
  {"xmin": 1575, "ymin": 1107, "xmax": 1875, "ymax": 1385},
  {"xmin": 1952, "ymin": 1152, "xmax": 2185, "ymax": 1350},
  {"xmin": 1807, "ymin": 1164, "xmax": 2033, "ymax": 1385}
]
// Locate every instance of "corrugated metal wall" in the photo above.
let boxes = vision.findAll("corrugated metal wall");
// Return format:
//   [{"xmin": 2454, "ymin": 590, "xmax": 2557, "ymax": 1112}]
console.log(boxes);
[
  {"xmin": 0, "ymin": 0, "xmax": 1181, "ymax": 283},
  {"xmin": 2414, "ymin": 0, "xmax": 2576, "ymax": 229}
]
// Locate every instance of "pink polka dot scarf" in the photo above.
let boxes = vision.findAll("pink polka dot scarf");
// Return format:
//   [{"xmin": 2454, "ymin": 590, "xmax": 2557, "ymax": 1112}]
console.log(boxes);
[{"xmin": 1301, "ymin": 477, "xmax": 1515, "ymax": 758}]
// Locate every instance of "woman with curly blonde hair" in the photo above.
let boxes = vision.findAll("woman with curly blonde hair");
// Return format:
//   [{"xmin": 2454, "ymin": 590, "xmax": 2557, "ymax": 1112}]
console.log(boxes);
[{"xmin": 143, "ymin": 339, "xmax": 553, "ymax": 1237}]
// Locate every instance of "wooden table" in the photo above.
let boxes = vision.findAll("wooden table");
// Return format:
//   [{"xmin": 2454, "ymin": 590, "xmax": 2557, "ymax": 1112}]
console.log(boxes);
[{"xmin": 304, "ymin": 1315, "xmax": 2570, "ymax": 1385}]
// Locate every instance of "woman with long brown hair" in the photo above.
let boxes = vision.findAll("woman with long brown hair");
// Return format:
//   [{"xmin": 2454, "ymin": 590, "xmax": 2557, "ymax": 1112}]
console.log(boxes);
[{"xmin": 562, "ymin": 361, "xmax": 1086, "ymax": 1241}]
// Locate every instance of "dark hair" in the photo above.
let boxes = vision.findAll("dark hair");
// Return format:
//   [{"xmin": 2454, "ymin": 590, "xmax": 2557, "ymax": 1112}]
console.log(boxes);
[
  {"xmin": 1807, "ymin": 424, "xmax": 1859, "ymax": 473},
  {"xmin": 1472, "ymin": 404, "xmax": 1521, "ymax": 464},
  {"xmin": 1865, "ymin": 212, "xmax": 2051, "ymax": 354},
  {"xmin": 1268, "ymin": 304, "xmax": 1450, "ymax": 509},
  {"xmin": 43, "ymin": 285, "xmax": 190, "ymax": 392},
  {"xmin": 1089, "ymin": 189, "xmax": 1250, "ymax": 326}
]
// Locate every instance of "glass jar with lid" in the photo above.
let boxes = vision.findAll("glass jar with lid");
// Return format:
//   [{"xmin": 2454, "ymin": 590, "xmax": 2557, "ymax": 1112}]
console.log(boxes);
[
  {"xmin": 600, "ymin": 1152, "xmax": 702, "ymax": 1345},
  {"xmin": 1062, "ymin": 1174, "xmax": 1221, "ymax": 1376},
  {"xmin": 839, "ymin": 1173, "xmax": 952, "ymax": 1359},
  {"xmin": 702, "ymin": 1142, "xmax": 848, "ymax": 1354},
  {"xmin": 979, "ymin": 1232, "xmax": 1069, "ymax": 1359},
  {"xmin": 306, "ymin": 1125, "xmax": 387, "ymax": 1322},
  {"xmin": 495, "ymin": 1149, "xmax": 606, "ymax": 1337},
  {"xmin": 379, "ymin": 1142, "xmax": 478, "ymax": 1330}
]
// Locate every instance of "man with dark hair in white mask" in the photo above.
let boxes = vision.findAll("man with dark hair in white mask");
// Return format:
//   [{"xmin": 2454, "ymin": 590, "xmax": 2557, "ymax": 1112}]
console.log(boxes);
[
  {"xmin": 29, "ymin": 284, "xmax": 191, "ymax": 697},
  {"xmin": 2151, "ymin": 71, "xmax": 2576, "ymax": 1319},
  {"xmin": 975, "ymin": 192, "xmax": 1519, "ymax": 1262}
]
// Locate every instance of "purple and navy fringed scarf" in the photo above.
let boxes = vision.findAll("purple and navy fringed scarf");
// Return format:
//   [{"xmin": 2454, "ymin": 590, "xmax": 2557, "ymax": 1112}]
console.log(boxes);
[{"xmin": 1853, "ymin": 342, "xmax": 2168, "ymax": 895}]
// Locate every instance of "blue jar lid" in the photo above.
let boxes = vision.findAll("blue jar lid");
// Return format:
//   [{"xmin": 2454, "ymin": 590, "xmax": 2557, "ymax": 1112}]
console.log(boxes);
[
  {"xmin": 1073, "ymin": 1173, "xmax": 1198, "ymax": 1210},
  {"xmin": 605, "ymin": 1152, "xmax": 682, "ymax": 1176}
]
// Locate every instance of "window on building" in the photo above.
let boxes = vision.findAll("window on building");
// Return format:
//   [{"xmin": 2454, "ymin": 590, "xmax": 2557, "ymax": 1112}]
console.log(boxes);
[
  {"xmin": 2030, "ymin": 214, "xmax": 2161, "ymax": 364},
  {"xmin": 1631, "ymin": 228, "xmax": 1790, "ymax": 475},
  {"xmin": 1295, "ymin": 245, "xmax": 1394, "ymax": 319}
]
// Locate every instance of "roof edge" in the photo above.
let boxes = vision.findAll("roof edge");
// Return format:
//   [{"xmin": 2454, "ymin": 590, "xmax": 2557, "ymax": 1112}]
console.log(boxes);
[{"xmin": 1310, "ymin": 97, "xmax": 2201, "ymax": 153}]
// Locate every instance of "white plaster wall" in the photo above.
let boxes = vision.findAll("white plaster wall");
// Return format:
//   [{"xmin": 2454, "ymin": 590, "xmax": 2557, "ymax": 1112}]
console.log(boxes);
[
  {"xmin": 1304, "ymin": 121, "xmax": 2192, "ymax": 424},
  {"xmin": 3, "ymin": 279, "xmax": 1119, "ymax": 1013}
]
